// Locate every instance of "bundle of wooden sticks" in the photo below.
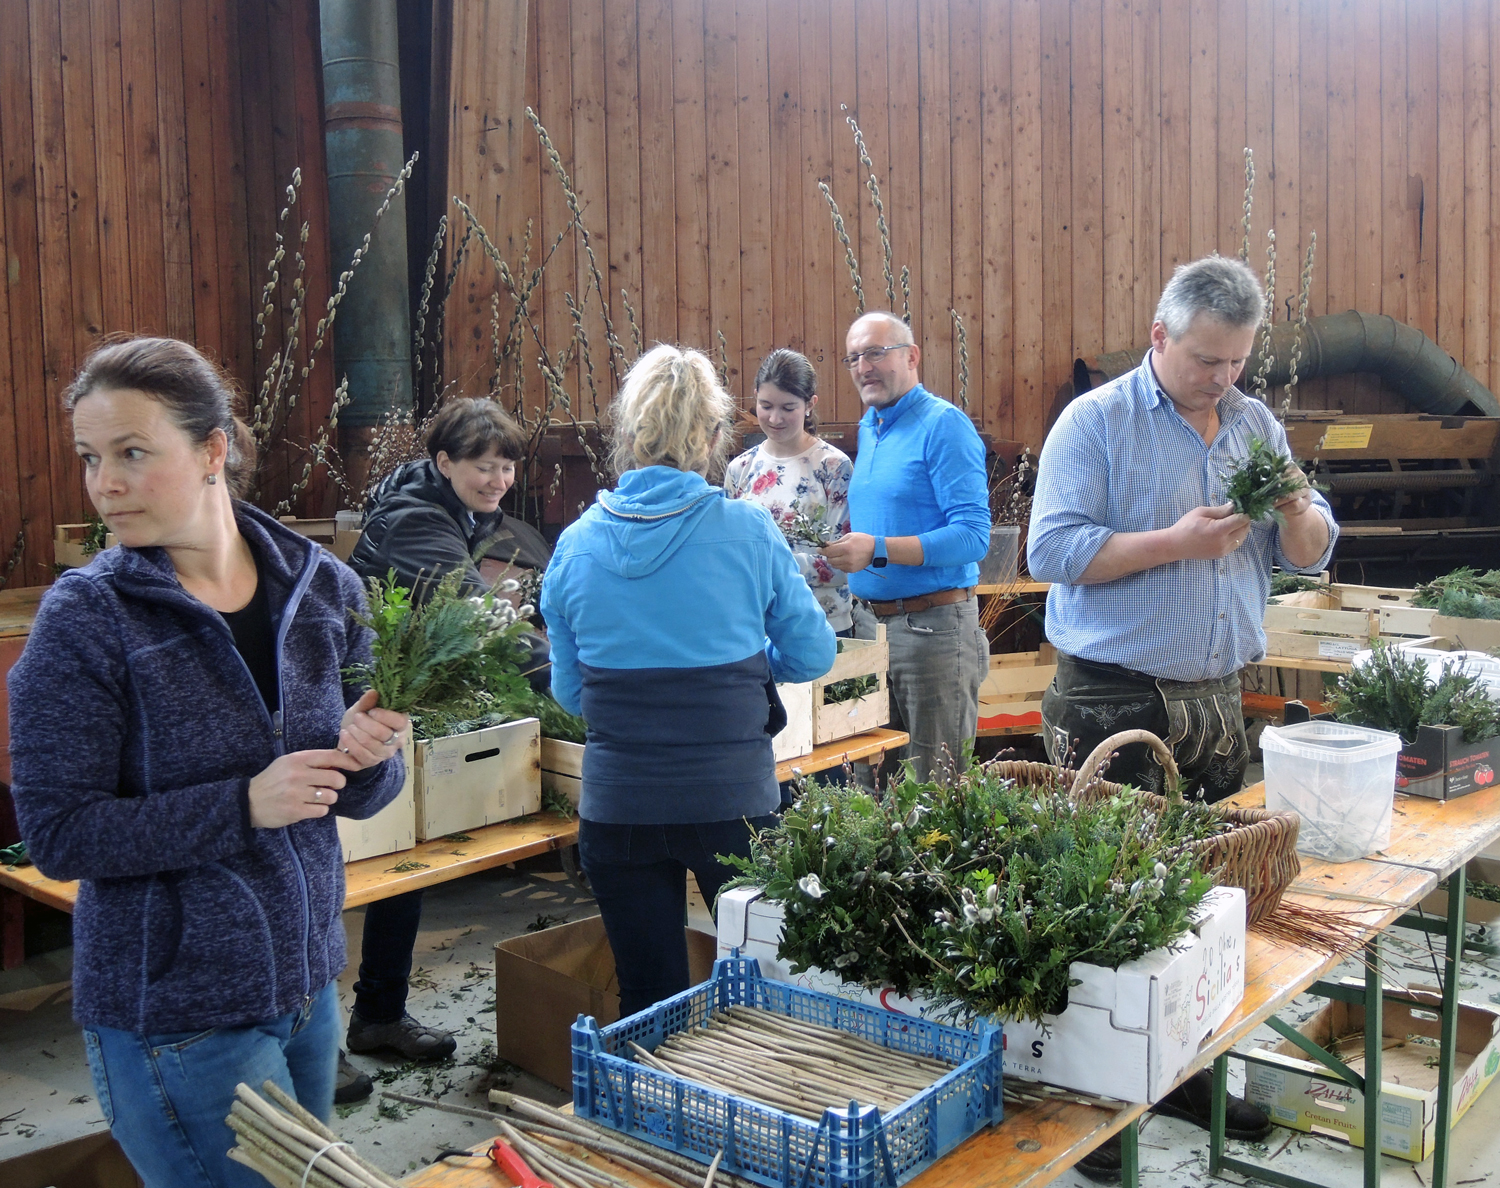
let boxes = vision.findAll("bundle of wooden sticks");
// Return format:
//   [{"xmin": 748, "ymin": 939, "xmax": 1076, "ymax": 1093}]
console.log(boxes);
[{"xmin": 626, "ymin": 1004, "xmax": 954, "ymax": 1120}]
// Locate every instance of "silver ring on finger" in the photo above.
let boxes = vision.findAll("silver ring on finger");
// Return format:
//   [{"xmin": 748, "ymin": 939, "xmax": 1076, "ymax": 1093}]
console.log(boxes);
[
  {"xmin": 387, "ymin": 733, "xmax": 399, "ymax": 745},
  {"xmin": 314, "ymin": 789, "xmax": 323, "ymax": 801}
]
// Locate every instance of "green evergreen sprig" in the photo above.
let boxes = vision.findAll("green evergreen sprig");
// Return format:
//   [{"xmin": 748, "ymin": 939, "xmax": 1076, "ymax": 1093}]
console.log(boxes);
[
  {"xmin": 1223, "ymin": 437, "xmax": 1315, "ymax": 526},
  {"xmin": 1328, "ymin": 640, "xmax": 1500, "ymax": 744},
  {"xmin": 346, "ymin": 569, "xmax": 534, "ymax": 720},
  {"xmin": 724, "ymin": 765, "xmax": 1220, "ymax": 1025},
  {"xmin": 1412, "ymin": 568, "xmax": 1500, "ymax": 620}
]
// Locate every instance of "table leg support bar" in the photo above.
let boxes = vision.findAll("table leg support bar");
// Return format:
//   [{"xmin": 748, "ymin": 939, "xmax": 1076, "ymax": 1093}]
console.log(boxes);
[
  {"xmin": 1433, "ymin": 867, "xmax": 1467, "ymax": 1188},
  {"xmin": 1363, "ymin": 934, "xmax": 1382, "ymax": 1188}
]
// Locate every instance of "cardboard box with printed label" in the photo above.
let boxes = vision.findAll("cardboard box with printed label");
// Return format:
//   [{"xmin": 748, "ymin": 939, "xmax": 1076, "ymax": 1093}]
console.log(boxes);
[
  {"xmin": 716, "ymin": 884, "xmax": 1246, "ymax": 1103},
  {"xmin": 337, "ymin": 739, "xmax": 416, "ymax": 862},
  {"xmin": 415, "ymin": 717, "xmax": 541, "ymax": 840},
  {"xmin": 495, "ymin": 916, "xmax": 718, "ymax": 1090},
  {"xmin": 1243, "ymin": 985, "xmax": 1500, "ymax": 1161}
]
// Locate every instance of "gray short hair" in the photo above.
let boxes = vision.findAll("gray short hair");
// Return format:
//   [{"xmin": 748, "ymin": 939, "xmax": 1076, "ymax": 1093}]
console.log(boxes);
[{"xmin": 1153, "ymin": 255, "xmax": 1265, "ymax": 339}]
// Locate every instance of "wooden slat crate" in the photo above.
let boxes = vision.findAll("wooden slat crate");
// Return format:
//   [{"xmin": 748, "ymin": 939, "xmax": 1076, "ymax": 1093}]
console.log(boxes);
[
  {"xmin": 414, "ymin": 717, "xmax": 541, "ymax": 840},
  {"xmin": 977, "ymin": 643, "xmax": 1056, "ymax": 735},
  {"xmin": 539, "ymin": 737, "xmax": 583, "ymax": 809},
  {"xmin": 53, "ymin": 523, "xmax": 115, "ymax": 568},
  {"xmin": 811, "ymin": 626, "xmax": 889, "ymax": 745}
]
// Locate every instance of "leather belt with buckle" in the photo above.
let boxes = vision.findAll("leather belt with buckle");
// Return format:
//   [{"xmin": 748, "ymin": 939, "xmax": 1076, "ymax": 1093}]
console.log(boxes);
[{"xmin": 866, "ymin": 586, "xmax": 976, "ymax": 617}]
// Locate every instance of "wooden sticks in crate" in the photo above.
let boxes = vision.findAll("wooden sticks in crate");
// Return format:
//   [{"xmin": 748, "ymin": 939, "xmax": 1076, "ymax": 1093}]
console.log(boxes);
[{"xmin": 627, "ymin": 1004, "xmax": 954, "ymax": 1121}]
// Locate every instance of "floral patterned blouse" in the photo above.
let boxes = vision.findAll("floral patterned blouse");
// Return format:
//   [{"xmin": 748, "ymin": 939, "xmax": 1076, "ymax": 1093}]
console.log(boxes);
[{"xmin": 724, "ymin": 438, "xmax": 854, "ymax": 631}]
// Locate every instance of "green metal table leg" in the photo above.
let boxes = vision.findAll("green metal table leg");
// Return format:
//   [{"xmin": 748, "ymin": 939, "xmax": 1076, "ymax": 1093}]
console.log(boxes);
[
  {"xmin": 1363, "ymin": 933, "xmax": 1382, "ymax": 1188},
  {"xmin": 1433, "ymin": 866, "xmax": 1467, "ymax": 1188},
  {"xmin": 1120, "ymin": 1117, "xmax": 1139, "ymax": 1188},
  {"xmin": 1209, "ymin": 1053, "xmax": 1228, "ymax": 1176}
]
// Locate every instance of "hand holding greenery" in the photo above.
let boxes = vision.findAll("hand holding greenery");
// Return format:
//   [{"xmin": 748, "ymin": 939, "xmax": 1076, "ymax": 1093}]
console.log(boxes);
[
  {"xmin": 1223, "ymin": 437, "xmax": 1315, "ymax": 526},
  {"xmin": 347, "ymin": 569, "xmax": 585, "ymax": 742},
  {"xmin": 725, "ymin": 765, "xmax": 1222, "ymax": 1024}
]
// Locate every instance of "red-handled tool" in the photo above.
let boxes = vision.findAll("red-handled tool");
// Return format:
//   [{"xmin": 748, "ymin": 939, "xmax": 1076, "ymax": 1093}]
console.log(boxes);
[{"xmin": 488, "ymin": 1137, "xmax": 554, "ymax": 1188}]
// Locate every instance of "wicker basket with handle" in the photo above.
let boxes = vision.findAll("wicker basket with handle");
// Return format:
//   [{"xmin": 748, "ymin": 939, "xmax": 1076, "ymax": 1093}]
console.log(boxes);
[{"xmin": 985, "ymin": 729, "xmax": 1301, "ymax": 927}]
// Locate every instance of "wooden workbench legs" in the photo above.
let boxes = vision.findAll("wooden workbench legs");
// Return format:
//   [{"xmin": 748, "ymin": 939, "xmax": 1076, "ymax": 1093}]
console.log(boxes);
[
  {"xmin": 1207, "ymin": 934, "xmax": 1386, "ymax": 1188},
  {"xmin": 1362, "ymin": 934, "xmax": 1383, "ymax": 1188},
  {"xmin": 1432, "ymin": 866, "xmax": 1467, "ymax": 1188},
  {"xmin": 1120, "ymin": 1118, "xmax": 1139, "ymax": 1188}
]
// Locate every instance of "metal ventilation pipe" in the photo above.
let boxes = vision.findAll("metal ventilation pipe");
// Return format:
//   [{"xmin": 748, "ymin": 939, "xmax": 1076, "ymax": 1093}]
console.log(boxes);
[
  {"xmin": 1082, "ymin": 311, "xmax": 1500, "ymax": 417},
  {"xmin": 320, "ymin": 0, "xmax": 412, "ymax": 432}
]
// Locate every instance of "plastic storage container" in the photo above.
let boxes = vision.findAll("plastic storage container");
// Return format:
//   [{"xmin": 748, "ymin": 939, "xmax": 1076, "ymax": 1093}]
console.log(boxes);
[
  {"xmin": 978, "ymin": 525, "xmax": 1020, "ymax": 586},
  {"xmin": 1261, "ymin": 721, "xmax": 1402, "ymax": 862},
  {"xmin": 573, "ymin": 955, "xmax": 1002, "ymax": 1188}
]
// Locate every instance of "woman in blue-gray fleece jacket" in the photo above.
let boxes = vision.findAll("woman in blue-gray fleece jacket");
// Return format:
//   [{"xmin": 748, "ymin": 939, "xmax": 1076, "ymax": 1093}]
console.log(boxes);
[
  {"xmin": 542, "ymin": 344, "xmax": 836, "ymax": 1016},
  {"xmin": 7, "ymin": 338, "xmax": 409, "ymax": 1188}
]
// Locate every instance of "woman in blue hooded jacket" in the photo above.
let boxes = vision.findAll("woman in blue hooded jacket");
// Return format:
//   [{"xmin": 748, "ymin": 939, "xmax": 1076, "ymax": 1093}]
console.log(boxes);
[
  {"xmin": 542, "ymin": 344, "xmax": 836, "ymax": 1015},
  {"xmin": 8, "ymin": 338, "xmax": 409, "ymax": 1188}
]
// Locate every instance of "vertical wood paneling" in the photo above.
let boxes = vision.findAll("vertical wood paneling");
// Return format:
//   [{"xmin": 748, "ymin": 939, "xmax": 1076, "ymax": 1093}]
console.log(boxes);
[
  {"xmin": 736, "ymin": 0, "xmax": 773, "ymax": 391},
  {"xmin": 11, "ymin": 0, "xmax": 1500, "ymax": 570}
]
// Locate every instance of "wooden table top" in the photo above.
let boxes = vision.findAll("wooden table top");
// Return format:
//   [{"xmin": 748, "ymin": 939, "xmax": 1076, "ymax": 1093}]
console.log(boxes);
[
  {"xmin": 775, "ymin": 727, "xmax": 909, "ymax": 783},
  {"xmin": 0, "ymin": 585, "xmax": 46, "ymax": 639},
  {"xmin": 1233, "ymin": 779, "xmax": 1500, "ymax": 882},
  {"xmin": 400, "ymin": 814, "xmax": 1456, "ymax": 1188},
  {"xmin": 0, "ymin": 811, "xmax": 583, "ymax": 914}
]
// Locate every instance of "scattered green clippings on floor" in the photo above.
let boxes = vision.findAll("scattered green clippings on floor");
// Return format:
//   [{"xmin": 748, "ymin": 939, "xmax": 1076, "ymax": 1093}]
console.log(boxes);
[{"xmin": 526, "ymin": 913, "xmax": 567, "ymax": 932}]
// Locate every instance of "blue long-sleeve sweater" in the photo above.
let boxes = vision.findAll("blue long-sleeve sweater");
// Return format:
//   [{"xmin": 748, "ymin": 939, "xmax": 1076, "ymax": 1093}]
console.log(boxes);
[
  {"xmin": 541, "ymin": 467, "xmax": 836, "ymax": 824},
  {"xmin": 846, "ymin": 384, "xmax": 991, "ymax": 600},
  {"xmin": 7, "ymin": 505, "xmax": 405, "ymax": 1034}
]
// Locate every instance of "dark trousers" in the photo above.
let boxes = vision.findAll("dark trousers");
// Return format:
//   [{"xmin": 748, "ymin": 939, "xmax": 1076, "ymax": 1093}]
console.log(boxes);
[
  {"xmin": 578, "ymin": 815, "xmax": 778, "ymax": 1018},
  {"xmin": 1040, "ymin": 653, "xmax": 1249, "ymax": 804},
  {"xmin": 352, "ymin": 889, "xmax": 424, "ymax": 1024}
]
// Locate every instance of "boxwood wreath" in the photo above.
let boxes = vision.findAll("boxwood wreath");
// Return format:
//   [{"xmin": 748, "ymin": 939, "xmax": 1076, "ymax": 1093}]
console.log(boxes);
[{"xmin": 724, "ymin": 764, "xmax": 1229, "ymax": 1025}]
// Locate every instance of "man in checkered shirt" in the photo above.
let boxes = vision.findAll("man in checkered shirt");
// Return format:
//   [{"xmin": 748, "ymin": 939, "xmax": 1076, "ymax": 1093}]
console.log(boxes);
[{"xmin": 1028, "ymin": 255, "xmax": 1337, "ymax": 805}]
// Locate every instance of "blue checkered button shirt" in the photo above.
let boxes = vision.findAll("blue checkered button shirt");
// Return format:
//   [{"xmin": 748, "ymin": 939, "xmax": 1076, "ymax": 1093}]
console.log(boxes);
[{"xmin": 1027, "ymin": 356, "xmax": 1338, "ymax": 681}]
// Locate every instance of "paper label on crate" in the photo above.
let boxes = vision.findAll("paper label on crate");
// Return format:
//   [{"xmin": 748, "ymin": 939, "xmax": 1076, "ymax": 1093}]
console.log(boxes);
[
  {"xmin": 1319, "ymin": 423, "xmax": 1374, "ymax": 450},
  {"xmin": 1317, "ymin": 638, "xmax": 1361, "ymax": 659},
  {"xmin": 425, "ymin": 744, "xmax": 459, "ymax": 778}
]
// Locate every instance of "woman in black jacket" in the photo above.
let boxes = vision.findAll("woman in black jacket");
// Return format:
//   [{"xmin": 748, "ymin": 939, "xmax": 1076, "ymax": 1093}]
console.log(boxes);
[{"xmin": 339, "ymin": 398, "xmax": 547, "ymax": 1097}]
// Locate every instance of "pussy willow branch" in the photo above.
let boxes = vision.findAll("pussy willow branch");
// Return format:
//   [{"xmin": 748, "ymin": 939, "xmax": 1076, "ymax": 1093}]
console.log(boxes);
[
  {"xmin": 821, "ymin": 180, "xmax": 865, "ymax": 315},
  {"xmin": 844, "ymin": 107, "xmax": 895, "ymax": 309},
  {"xmin": 1239, "ymin": 148, "xmax": 1255, "ymax": 263}
]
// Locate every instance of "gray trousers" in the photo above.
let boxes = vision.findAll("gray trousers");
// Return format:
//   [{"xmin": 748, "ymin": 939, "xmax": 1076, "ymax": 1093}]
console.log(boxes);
[{"xmin": 857, "ymin": 596, "xmax": 988, "ymax": 783}]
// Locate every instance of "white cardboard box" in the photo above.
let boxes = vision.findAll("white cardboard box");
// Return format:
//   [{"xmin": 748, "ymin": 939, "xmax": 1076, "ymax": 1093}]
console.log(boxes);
[
  {"xmin": 414, "ymin": 718, "xmax": 541, "ymax": 840},
  {"xmin": 337, "ymin": 740, "xmax": 417, "ymax": 862},
  {"xmin": 1243, "ymin": 984, "xmax": 1500, "ymax": 1161},
  {"xmin": 717, "ymin": 883, "xmax": 1246, "ymax": 1103},
  {"xmin": 773, "ymin": 681, "xmax": 815, "ymax": 763}
]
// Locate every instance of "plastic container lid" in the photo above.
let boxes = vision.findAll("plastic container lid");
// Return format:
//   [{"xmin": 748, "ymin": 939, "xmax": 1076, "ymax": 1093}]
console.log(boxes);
[{"xmin": 1261, "ymin": 720, "xmax": 1404, "ymax": 762}]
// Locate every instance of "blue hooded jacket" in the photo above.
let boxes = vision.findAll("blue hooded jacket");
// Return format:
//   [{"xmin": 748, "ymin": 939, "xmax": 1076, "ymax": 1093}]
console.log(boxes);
[
  {"xmin": 541, "ymin": 467, "xmax": 836, "ymax": 824},
  {"xmin": 7, "ymin": 505, "xmax": 405, "ymax": 1034}
]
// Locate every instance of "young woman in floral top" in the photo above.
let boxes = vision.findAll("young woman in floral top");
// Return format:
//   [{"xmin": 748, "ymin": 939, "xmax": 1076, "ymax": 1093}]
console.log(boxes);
[{"xmin": 724, "ymin": 349, "xmax": 854, "ymax": 633}]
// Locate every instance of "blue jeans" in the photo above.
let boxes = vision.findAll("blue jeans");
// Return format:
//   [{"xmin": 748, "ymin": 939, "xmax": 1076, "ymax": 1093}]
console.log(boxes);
[
  {"xmin": 579, "ymin": 815, "xmax": 777, "ymax": 1018},
  {"xmin": 83, "ymin": 981, "xmax": 340, "ymax": 1188}
]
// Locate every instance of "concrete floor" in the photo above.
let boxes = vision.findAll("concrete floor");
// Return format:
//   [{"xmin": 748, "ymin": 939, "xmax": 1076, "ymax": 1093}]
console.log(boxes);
[{"xmin": 4, "ymin": 851, "xmax": 1500, "ymax": 1186}]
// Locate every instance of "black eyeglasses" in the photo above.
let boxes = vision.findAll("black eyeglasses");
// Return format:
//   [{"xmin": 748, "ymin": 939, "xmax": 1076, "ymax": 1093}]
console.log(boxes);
[{"xmin": 841, "ymin": 344, "xmax": 914, "ymax": 369}]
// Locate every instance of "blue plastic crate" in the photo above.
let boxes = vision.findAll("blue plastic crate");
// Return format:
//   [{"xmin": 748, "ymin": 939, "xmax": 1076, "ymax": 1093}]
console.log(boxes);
[{"xmin": 572, "ymin": 954, "xmax": 1002, "ymax": 1188}]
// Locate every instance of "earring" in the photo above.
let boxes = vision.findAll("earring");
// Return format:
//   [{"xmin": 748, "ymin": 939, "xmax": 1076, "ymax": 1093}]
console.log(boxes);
[{"xmin": 207, "ymin": 473, "xmax": 217, "ymax": 485}]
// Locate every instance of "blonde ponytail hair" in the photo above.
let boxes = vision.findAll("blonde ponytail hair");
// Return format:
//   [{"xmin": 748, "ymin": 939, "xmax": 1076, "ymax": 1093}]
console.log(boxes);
[{"xmin": 609, "ymin": 344, "xmax": 736, "ymax": 477}]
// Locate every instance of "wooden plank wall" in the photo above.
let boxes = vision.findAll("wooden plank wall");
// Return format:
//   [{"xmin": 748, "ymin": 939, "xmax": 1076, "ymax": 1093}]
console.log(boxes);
[
  {"xmin": 441, "ymin": 0, "xmax": 1500, "ymax": 450},
  {"xmin": 0, "ymin": 0, "xmax": 335, "ymax": 585}
]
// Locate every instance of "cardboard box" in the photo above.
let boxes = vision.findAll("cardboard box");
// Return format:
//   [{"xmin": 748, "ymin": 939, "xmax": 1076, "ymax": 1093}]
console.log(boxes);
[
  {"xmin": 415, "ymin": 717, "xmax": 541, "ymax": 840},
  {"xmin": 716, "ymin": 884, "xmax": 1246, "ymax": 1103},
  {"xmin": 1396, "ymin": 723, "xmax": 1500, "ymax": 800},
  {"xmin": 276, "ymin": 515, "xmax": 361, "ymax": 562},
  {"xmin": 1416, "ymin": 856, "xmax": 1500, "ymax": 924},
  {"xmin": 0, "ymin": 1132, "xmax": 142, "ymax": 1188},
  {"xmin": 1244, "ymin": 985, "xmax": 1500, "ymax": 1161},
  {"xmin": 494, "ymin": 915, "xmax": 717, "ymax": 1090},
  {"xmin": 337, "ymin": 740, "xmax": 416, "ymax": 862},
  {"xmin": 540, "ymin": 737, "xmax": 583, "ymax": 808}
]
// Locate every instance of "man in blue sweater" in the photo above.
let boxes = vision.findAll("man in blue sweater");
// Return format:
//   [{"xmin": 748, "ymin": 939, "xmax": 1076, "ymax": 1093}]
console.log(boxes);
[{"xmin": 821, "ymin": 311, "xmax": 991, "ymax": 782}]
